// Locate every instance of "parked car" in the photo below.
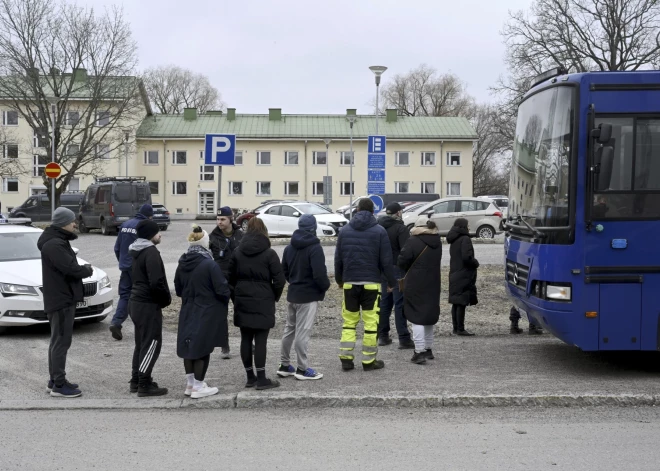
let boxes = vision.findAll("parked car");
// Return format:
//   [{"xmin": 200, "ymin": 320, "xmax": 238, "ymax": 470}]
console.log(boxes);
[
  {"xmin": 152, "ymin": 203, "xmax": 170, "ymax": 231},
  {"xmin": 0, "ymin": 222, "xmax": 113, "ymax": 333},
  {"xmin": 237, "ymin": 200, "xmax": 330, "ymax": 232},
  {"xmin": 478, "ymin": 195, "xmax": 509, "ymax": 219},
  {"xmin": 413, "ymin": 197, "xmax": 504, "ymax": 239},
  {"xmin": 376, "ymin": 201, "xmax": 422, "ymax": 218},
  {"xmin": 256, "ymin": 201, "xmax": 345, "ymax": 236},
  {"xmin": 8, "ymin": 192, "xmax": 85, "ymax": 222},
  {"xmin": 338, "ymin": 193, "xmax": 441, "ymax": 218},
  {"xmin": 78, "ymin": 177, "xmax": 152, "ymax": 236}
]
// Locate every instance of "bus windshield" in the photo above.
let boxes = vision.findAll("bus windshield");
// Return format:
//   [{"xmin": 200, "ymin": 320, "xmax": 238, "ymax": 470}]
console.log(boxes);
[{"xmin": 509, "ymin": 86, "xmax": 574, "ymax": 231}]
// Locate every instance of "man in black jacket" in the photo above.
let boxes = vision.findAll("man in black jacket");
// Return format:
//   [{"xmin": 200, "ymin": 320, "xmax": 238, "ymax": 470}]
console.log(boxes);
[
  {"xmin": 278, "ymin": 215, "xmax": 330, "ymax": 381},
  {"xmin": 209, "ymin": 206, "xmax": 243, "ymax": 358},
  {"xmin": 128, "ymin": 220, "xmax": 171, "ymax": 397},
  {"xmin": 38, "ymin": 207, "xmax": 94, "ymax": 398},
  {"xmin": 377, "ymin": 203, "xmax": 414, "ymax": 348}
]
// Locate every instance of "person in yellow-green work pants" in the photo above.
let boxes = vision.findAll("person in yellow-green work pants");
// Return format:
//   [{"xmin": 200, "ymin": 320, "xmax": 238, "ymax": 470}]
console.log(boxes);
[{"xmin": 334, "ymin": 199, "xmax": 397, "ymax": 373}]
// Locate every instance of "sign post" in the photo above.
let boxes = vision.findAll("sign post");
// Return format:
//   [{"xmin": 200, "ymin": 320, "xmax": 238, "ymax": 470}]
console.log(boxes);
[
  {"xmin": 367, "ymin": 135, "xmax": 386, "ymax": 196},
  {"xmin": 45, "ymin": 162, "xmax": 61, "ymax": 215},
  {"xmin": 204, "ymin": 134, "xmax": 236, "ymax": 213}
]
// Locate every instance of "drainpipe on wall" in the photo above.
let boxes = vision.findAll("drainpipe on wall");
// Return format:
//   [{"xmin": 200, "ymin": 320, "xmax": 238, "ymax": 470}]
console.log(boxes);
[
  {"xmin": 163, "ymin": 139, "xmax": 167, "ymax": 207},
  {"xmin": 304, "ymin": 140, "xmax": 308, "ymax": 200},
  {"xmin": 439, "ymin": 140, "xmax": 444, "ymax": 197}
]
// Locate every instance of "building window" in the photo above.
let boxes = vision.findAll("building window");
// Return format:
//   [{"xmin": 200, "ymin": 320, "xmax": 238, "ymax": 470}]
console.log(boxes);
[
  {"xmin": 284, "ymin": 181, "xmax": 299, "ymax": 196},
  {"xmin": 172, "ymin": 181, "xmax": 187, "ymax": 195},
  {"xmin": 144, "ymin": 150, "xmax": 159, "ymax": 165},
  {"xmin": 284, "ymin": 151, "xmax": 299, "ymax": 165},
  {"xmin": 257, "ymin": 181, "xmax": 271, "ymax": 196},
  {"xmin": 421, "ymin": 152, "xmax": 436, "ymax": 166},
  {"xmin": 313, "ymin": 151, "xmax": 327, "ymax": 166},
  {"xmin": 340, "ymin": 182, "xmax": 354, "ymax": 196},
  {"xmin": 33, "ymin": 155, "xmax": 48, "ymax": 176},
  {"xmin": 2, "ymin": 177, "xmax": 18, "ymax": 192},
  {"xmin": 200, "ymin": 165, "xmax": 214, "ymax": 181},
  {"xmin": 199, "ymin": 150, "xmax": 204, "ymax": 160},
  {"xmin": 172, "ymin": 151, "xmax": 187, "ymax": 165},
  {"xmin": 67, "ymin": 111, "xmax": 79, "ymax": 126},
  {"xmin": 312, "ymin": 181, "xmax": 324, "ymax": 196},
  {"xmin": 235, "ymin": 151, "xmax": 243, "ymax": 165},
  {"xmin": 257, "ymin": 151, "xmax": 271, "ymax": 165},
  {"xmin": 2, "ymin": 144, "xmax": 18, "ymax": 159},
  {"xmin": 340, "ymin": 151, "xmax": 354, "ymax": 166},
  {"xmin": 447, "ymin": 152, "xmax": 461, "ymax": 166},
  {"xmin": 96, "ymin": 111, "xmax": 110, "ymax": 126},
  {"xmin": 148, "ymin": 181, "xmax": 159, "ymax": 195},
  {"xmin": 67, "ymin": 177, "xmax": 80, "ymax": 191},
  {"xmin": 67, "ymin": 144, "xmax": 79, "ymax": 157},
  {"xmin": 421, "ymin": 182, "xmax": 436, "ymax": 194},
  {"xmin": 446, "ymin": 182, "xmax": 461, "ymax": 196},
  {"xmin": 395, "ymin": 182, "xmax": 409, "ymax": 193},
  {"xmin": 395, "ymin": 152, "xmax": 410, "ymax": 166},
  {"xmin": 33, "ymin": 132, "xmax": 48, "ymax": 148},
  {"xmin": 2, "ymin": 111, "xmax": 18, "ymax": 126},
  {"xmin": 96, "ymin": 144, "xmax": 110, "ymax": 159},
  {"xmin": 229, "ymin": 181, "xmax": 243, "ymax": 195}
]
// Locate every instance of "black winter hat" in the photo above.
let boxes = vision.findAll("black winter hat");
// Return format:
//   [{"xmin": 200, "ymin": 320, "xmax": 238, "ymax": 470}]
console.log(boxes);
[{"xmin": 137, "ymin": 220, "xmax": 160, "ymax": 240}]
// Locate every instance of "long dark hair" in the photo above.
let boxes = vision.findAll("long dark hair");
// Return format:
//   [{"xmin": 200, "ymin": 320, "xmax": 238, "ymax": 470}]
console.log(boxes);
[
  {"xmin": 453, "ymin": 218, "xmax": 469, "ymax": 229},
  {"xmin": 247, "ymin": 217, "xmax": 269, "ymax": 237}
]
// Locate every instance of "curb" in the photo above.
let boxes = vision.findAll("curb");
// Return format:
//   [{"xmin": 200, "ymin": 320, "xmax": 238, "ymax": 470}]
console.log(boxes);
[{"xmin": 1, "ymin": 394, "xmax": 656, "ymax": 411}]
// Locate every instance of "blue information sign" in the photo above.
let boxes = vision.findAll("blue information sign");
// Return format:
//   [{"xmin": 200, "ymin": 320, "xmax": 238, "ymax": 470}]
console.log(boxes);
[
  {"xmin": 368, "ymin": 170, "xmax": 386, "ymax": 182},
  {"xmin": 367, "ymin": 183, "xmax": 386, "ymax": 195},
  {"xmin": 368, "ymin": 194, "xmax": 385, "ymax": 212},
  {"xmin": 367, "ymin": 153, "xmax": 385, "ymax": 169},
  {"xmin": 368, "ymin": 135, "xmax": 386, "ymax": 154},
  {"xmin": 204, "ymin": 134, "xmax": 236, "ymax": 165}
]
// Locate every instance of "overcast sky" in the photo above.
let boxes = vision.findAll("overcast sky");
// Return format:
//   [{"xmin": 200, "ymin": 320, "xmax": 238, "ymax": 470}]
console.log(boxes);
[{"xmin": 81, "ymin": 0, "xmax": 533, "ymax": 114}]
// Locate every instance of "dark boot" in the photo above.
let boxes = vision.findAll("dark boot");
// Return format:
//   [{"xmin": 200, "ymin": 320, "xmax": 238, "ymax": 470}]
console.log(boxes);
[
  {"xmin": 510, "ymin": 319, "xmax": 523, "ymax": 334},
  {"xmin": 137, "ymin": 381, "xmax": 168, "ymax": 397},
  {"xmin": 451, "ymin": 306, "xmax": 458, "ymax": 334},
  {"xmin": 457, "ymin": 308, "xmax": 475, "ymax": 336},
  {"xmin": 398, "ymin": 339, "xmax": 415, "ymax": 350},
  {"xmin": 363, "ymin": 359, "xmax": 385, "ymax": 371},
  {"xmin": 340, "ymin": 358, "xmax": 355, "ymax": 371},
  {"xmin": 129, "ymin": 378, "xmax": 138, "ymax": 393},
  {"xmin": 529, "ymin": 323, "xmax": 544, "ymax": 335},
  {"xmin": 378, "ymin": 336, "xmax": 393, "ymax": 346},
  {"xmin": 424, "ymin": 349, "xmax": 434, "ymax": 360},
  {"xmin": 411, "ymin": 352, "xmax": 427, "ymax": 364}
]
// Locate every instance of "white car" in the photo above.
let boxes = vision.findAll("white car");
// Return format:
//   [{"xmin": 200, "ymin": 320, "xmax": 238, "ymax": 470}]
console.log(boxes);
[
  {"xmin": 413, "ymin": 197, "xmax": 504, "ymax": 239},
  {"xmin": 0, "ymin": 223, "xmax": 113, "ymax": 332},
  {"xmin": 257, "ymin": 202, "xmax": 347, "ymax": 236},
  {"xmin": 402, "ymin": 200, "xmax": 442, "ymax": 229}
]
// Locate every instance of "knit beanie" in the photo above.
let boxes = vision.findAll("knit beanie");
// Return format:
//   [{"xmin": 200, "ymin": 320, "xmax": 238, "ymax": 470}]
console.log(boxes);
[
  {"xmin": 298, "ymin": 214, "xmax": 317, "ymax": 233},
  {"xmin": 188, "ymin": 224, "xmax": 210, "ymax": 249},
  {"xmin": 52, "ymin": 207, "xmax": 76, "ymax": 228},
  {"xmin": 136, "ymin": 219, "xmax": 160, "ymax": 240},
  {"xmin": 139, "ymin": 204, "xmax": 154, "ymax": 218}
]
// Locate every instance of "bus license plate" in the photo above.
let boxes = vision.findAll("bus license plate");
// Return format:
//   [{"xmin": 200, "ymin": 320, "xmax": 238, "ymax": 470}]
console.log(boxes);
[
  {"xmin": 519, "ymin": 308, "xmax": 529, "ymax": 321},
  {"xmin": 76, "ymin": 300, "xmax": 88, "ymax": 309}
]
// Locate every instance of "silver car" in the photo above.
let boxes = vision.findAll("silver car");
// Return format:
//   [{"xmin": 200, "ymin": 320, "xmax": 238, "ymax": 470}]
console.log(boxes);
[{"xmin": 413, "ymin": 197, "xmax": 504, "ymax": 239}]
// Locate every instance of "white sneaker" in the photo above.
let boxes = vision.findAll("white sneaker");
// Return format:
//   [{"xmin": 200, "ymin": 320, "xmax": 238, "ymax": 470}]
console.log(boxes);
[
  {"xmin": 184, "ymin": 385, "xmax": 193, "ymax": 396},
  {"xmin": 191, "ymin": 383, "xmax": 219, "ymax": 399}
]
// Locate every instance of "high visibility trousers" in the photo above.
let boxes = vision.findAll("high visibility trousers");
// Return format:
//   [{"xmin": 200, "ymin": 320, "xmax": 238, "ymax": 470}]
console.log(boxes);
[{"xmin": 339, "ymin": 284, "xmax": 381, "ymax": 365}]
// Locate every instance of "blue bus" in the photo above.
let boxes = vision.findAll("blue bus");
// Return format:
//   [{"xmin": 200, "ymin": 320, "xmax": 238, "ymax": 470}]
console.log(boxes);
[{"xmin": 504, "ymin": 68, "xmax": 660, "ymax": 351}]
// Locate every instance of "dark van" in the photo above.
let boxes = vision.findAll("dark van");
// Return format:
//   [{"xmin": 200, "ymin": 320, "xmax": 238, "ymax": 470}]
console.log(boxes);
[
  {"xmin": 9, "ymin": 192, "xmax": 85, "ymax": 222},
  {"xmin": 78, "ymin": 177, "xmax": 152, "ymax": 235}
]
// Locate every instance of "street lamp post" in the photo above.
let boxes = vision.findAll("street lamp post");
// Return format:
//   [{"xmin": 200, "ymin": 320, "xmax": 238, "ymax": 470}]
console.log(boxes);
[
  {"xmin": 323, "ymin": 138, "xmax": 331, "ymax": 205},
  {"xmin": 369, "ymin": 66, "xmax": 387, "ymax": 134},
  {"xmin": 47, "ymin": 98, "xmax": 59, "ymax": 217},
  {"xmin": 124, "ymin": 130, "xmax": 130, "ymax": 176},
  {"xmin": 346, "ymin": 115, "xmax": 357, "ymax": 220}
]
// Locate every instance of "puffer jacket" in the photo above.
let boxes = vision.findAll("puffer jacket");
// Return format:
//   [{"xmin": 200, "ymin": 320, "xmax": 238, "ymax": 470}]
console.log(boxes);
[
  {"xmin": 282, "ymin": 229, "xmax": 330, "ymax": 303},
  {"xmin": 447, "ymin": 226, "xmax": 479, "ymax": 306},
  {"xmin": 129, "ymin": 239, "xmax": 172, "ymax": 308},
  {"xmin": 209, "ymin": 224, "xmax": 244, "ymax": 277},
  {"xmin": 334, "ymin": 211, "xmax": 395, "ymax": 287},
  {"xmin": 114, "ymin": 213, "xmax": 149, "ymax": 271}
]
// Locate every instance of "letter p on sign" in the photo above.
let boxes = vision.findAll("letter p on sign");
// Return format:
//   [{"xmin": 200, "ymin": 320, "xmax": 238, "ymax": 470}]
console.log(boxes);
[{"xmin": 204, "ymin": 134, "xmax": 236, "ymax": 166}]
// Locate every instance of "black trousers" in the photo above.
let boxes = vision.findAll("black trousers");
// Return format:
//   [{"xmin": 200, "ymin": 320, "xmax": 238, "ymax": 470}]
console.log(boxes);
[
  {"xmin": 129, "ymin": 301, "xmax": 163, "ymax": 386},
  {"xmin": 240, "ymin": 328, "xmax": 269, "ymax": 376},
  {"xmin": 47, "ymin": 305, "xmax": 76, "ymax": 385}
]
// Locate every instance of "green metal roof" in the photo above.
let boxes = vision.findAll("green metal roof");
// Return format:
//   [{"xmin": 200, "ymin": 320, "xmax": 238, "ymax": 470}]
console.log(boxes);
[{"xmin": 136, "ymin": 114, "xmax": 478, "ymax": 140}]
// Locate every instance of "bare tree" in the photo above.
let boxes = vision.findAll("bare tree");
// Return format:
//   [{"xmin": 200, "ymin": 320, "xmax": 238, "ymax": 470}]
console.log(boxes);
[
  {"xmin": 380, "ymin": 65, "xmax": 475, "ymax": 118},
  {"xmin": 0, "ymin": 0, "xmax": 145, "ymax": 207},
  {"xmin": 143, "ymin": 65, "xmax": 224, "ymax": 114},
  {"xmin": 472, "ymin": 105, "xmax": 511, "ymax": 196}
]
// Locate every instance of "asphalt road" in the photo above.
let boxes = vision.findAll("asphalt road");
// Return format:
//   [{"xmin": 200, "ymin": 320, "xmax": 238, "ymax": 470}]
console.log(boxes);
[
  {"xmin": 1, "ymin": 407, "xmax": 659, "ymax": 470},
  {"xmin": 72, "ymin": 220, "xmax": 505, "ymax": 293}
]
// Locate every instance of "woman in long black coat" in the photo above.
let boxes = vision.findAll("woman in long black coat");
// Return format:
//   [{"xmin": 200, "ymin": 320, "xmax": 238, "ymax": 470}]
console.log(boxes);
[
  {"xmin": 447, "ymin": 218, "xmax": 479, "ymax": 336},
  {"xmin": 397, "ymin": 220, "xmax": 442, "ymax": 365},
  {"xmin": 228, "ymin": 217, "xmax": 286, "ymax": 390},
  {"xmin": 175, "ymin": 225, "xmax": 230, "ymax": 399}
]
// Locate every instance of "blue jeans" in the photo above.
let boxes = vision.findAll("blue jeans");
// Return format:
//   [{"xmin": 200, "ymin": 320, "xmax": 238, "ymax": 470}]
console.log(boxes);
[
  {"xmin": 379, "ymin": 266, "xmax": 410, "ymax": 341},
  {"xmin": 111, "ymin": 270, "xmax": 132, "ymax": 327}
]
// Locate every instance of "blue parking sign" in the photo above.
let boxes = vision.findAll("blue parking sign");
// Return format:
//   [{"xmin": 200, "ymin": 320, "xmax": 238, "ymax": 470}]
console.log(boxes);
[{"xmin": 205, "ymin": 134, "xmax": 236, "ymax": 165}]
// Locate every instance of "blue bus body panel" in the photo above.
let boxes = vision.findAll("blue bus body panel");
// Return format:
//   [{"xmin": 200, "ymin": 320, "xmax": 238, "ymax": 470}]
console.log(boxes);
[{"xmin": 506, "ymin": 70, "xmax": 660, "ymax": 351}]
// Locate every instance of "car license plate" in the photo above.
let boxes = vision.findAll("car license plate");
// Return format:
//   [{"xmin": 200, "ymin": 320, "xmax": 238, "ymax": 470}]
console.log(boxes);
[
  {"xmin": 519, "ymin": 308, "xmax": 529, "ymax": 321},
  {"xmin": 76, "ymin": 300, "xmax": 88, "ymax": 309}
]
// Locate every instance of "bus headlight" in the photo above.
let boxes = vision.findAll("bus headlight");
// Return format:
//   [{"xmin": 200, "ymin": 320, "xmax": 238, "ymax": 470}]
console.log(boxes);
[{"xmin": 546, "ymin": 284, "xmax": 571, "ymax": 301}]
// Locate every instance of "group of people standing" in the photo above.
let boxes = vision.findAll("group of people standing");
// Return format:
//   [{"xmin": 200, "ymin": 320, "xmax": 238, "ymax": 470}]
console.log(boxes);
[{"xmin": 37, "ymin": 197, "xmax": 483, "ymax": 399}]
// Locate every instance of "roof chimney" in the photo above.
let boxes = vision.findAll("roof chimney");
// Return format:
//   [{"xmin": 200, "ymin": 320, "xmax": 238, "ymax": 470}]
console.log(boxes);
[
  {"xmin": 183, "ymin": 108, "xmax": 197, "ymax": 120},
  {"xmin": 269, "ymin": 108, "xmax": 282, "ymax": 121},
  {"xmin": 227, "ymin": 108, "xmax": 236, "ymax": 121},
  {"xmin": 386, "ymin": 109, "xmax": 398, "ymax": 123},
  {"xmin": 346, "ymin": 109, "xmax": 357, "ymax": 116},
  {"xmin": 72, "ymin": 68, "xmax": 87, "ymax": 82}
]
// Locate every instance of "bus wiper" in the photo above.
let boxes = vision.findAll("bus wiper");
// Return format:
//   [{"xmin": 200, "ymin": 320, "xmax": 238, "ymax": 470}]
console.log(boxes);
[{"xmin": 515, "ymin": 215, "xmax": 547, "ymax": 239}]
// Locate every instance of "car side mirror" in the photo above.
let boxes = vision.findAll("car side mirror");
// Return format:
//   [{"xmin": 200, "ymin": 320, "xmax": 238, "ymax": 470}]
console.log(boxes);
[
  {"xmin": 592, "ymin": 123, "xmax": 612, "ymax": 144},
  {"xmin": 427, "ymin": 213, "xmax": 432, "ymax": 218},
  {"xmin": 595, "ymin": 146, "xmax": 614, "ymax": 192},
  {"xmin": 292, "ymin": 212, "xmax": 301, "ymax": 217}
]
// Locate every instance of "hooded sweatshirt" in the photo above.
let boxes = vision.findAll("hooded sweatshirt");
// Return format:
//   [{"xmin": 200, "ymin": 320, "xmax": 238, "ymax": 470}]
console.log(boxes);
[
  {"xmin": 128, "ymin": 238, "xmax": 171, "ymax": 308},
  {"xmin": 282, "ymin": 229, "xmax": 331, "ymax": 303},
  {"xmin": 378, "ymin": 215, "xmax": 410, "ymax": 265},
  {"xmin": 114, "ymin": 213, "xmax": 149, "ymax": 271},
  {"xmin": 209, "ymin": 223, "xmax": 243, "ymax": 276},
  {"xmin": 334, "ymin": 210, "xmax": 395, "ymax": 287}
]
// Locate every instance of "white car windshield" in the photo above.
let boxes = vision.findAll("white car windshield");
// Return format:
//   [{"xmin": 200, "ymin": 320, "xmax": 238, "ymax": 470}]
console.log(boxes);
[
  {"xmin": 293, "ymin": 203, "xmax": 331, "ymax": 215},
  {"xmin": 0, "ymin": 232, "xmax": 42, "ymax": 262}
]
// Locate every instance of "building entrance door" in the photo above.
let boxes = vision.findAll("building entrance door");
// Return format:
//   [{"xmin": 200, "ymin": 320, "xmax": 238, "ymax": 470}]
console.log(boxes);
[{"xmin": 198, "ymin": 192, "xmax": 215, "ymax": 215}]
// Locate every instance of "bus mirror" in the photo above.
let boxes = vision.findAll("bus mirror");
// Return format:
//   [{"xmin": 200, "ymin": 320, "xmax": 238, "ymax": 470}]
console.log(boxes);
[
  {"xmin": 592, "ymin": 123, "xmax": 612, "ymax": 144},
  {"xmin": 596, "ymin": 146, "xmax": 614, "ymax": 192}
]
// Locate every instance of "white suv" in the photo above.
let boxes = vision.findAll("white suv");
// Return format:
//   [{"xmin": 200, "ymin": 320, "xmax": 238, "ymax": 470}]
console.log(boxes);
[{"xmin": 413, "ymin": 197, "xmax": 504, "ymax": 239}]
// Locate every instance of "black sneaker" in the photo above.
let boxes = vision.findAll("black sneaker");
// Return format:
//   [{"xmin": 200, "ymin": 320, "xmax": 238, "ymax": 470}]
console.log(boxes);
[
  {"xmin": 256, "ymin": 378, "xmax": 281, "ymax": 390},
  {"xmin": 411, "ymin": 352, "xmax": 427, "ymax": 365},
  {"xmin": 424, "ymin": 349, "xmax": 434, "ymax": 360},
  {"xmin": 457, "ymin": 329, "xmax": 475, "ymax": 336},
  {"xmin": 47, "ymin": 379, "xmax": 79, "ymax": 393},
  {"xmin": 221, "ymin": 347, "xmax": 231, "ymax": 359},
  {"xmin": 245, "ymin": 377, "xmax": 258, "ymax": 388},
  {"xmin": 398, "ymin": 340, "xmax": 414, "ymax": 349},
  {"xmin": 129, "ymin": 379, "xmax": 138, "ymax": 393},
  {"xmin": 50, "ymin": 383, "xmax": 82, "ymax": 398},
  {"xmin": 363, "ymin": 359, "xmax": 385, "ymax": 371},
  {"xmin": 340, "ymin": 358, "xmax": 355, "ymax": 371},
  {"xmin": 109, "ymin": 324, "xmax": 123, "ymax": 341},
  {"xmin": 529, "ymin": 324, "xmax": 544, "ymax": 335},
  {"xmin": 137, "ymin": 382, "xmax": 168, "ymax": 397},
  {"xmin": 378, "ymin": 336, "xmax": 393, "ymax": 346}
]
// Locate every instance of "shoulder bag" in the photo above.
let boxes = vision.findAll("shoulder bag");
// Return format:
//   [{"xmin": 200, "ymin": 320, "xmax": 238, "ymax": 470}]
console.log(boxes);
[{"xmin": 397, "ymin": 246, "xmax": 428, "ymax": 292}]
